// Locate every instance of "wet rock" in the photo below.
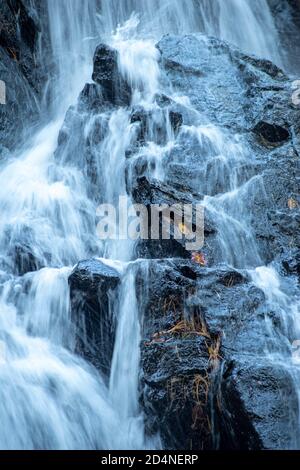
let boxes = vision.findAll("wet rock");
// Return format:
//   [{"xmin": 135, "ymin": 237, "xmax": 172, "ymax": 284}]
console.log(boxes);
[
  {"xmin": 220, "ymin": 361, "xmax": 298, "ymax": 449},
  {"xmin": 248, "ymin": 149, "xmax": 300, "ymax": 264},
  {"xmin": 12, "ymin": 243, "xmax": 44, "ymax": 276},
  {"xmin": 169, "ymin": 110, "xmax": 183, "ymax": 134},
  {"xmin": 129, "ymin": 106, "xmax": 183, "ymax": 147},
  {"xmin": 157, "ymin": 34, "xmax": 297, "ymax": 134},
  {"xmin": 92, "ymin": 43, "xmax": 132, "ymax": 107},
  {"xmin": 139, "ymin": 259, "xmax": 298, "ymax": 449},
  {"xmin": 253, "ymin": 121, "xmax": 290, "ymax": 147},
  {"xmin": 78, "ymin": 83, "xmax": 104, "ymax": 113},
  {"xmin": 69, "ymin": 259, "xmax": 121, "ymax": 376},
  {"xmin": 0, "ymin": 0, "xmax": 47, "ymax": 148},
  {"xmin": 280, "ymin": 249, "xmax": 300, "ymax": 279},
  {"xmin": 268, "ymin": 0, "xmax": 300, "ymax": 73},
  {"xmin": 131, "ymin": 176, "xmax": 215, "ymax": 260}
]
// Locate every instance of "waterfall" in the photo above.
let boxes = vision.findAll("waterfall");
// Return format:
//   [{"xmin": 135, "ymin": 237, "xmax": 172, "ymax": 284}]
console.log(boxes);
[
  {"xmin": 100, "ymin": 0, "xmax": 282, "ymax": 65},
  {"xmin": 0, "ymin": 0, "xmax": 294, "ymax": 450}
]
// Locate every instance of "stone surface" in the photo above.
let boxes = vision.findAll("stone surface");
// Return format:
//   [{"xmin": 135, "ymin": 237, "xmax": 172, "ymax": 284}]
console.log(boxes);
[
  {"xmin": 69, "ymin": 259, "xmax": 121, "ymax": 377},
  {"xmin": 0, "ymin": 0, "xmax": 47, "ymax": 149}
]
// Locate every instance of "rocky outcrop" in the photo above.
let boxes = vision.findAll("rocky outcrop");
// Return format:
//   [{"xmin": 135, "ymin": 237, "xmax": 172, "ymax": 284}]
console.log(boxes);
[
  {"xmin": 137, "ymin": 260, "xmax": 298, "ymax": 449},
  {"xmin": 69, "ymin": 259, "xmax": 120, "ymax": 377},
  {"xmin": 66, "ymin": 31, "xmax": 300, "ymax": 449},
  {"xmin": 268, "ymin": 0, "xmax": 300, "ymax": 73},
  {"xmin": 157, "ymin": 34, "xmax": 300, "ymax": 266},
  {"xmin": 0, "ymin": 0, "xmax": 47, "ymax": 150},
  {"xmin": 92, "ymin": 44, "xmax": 131, "ymax": 107}
]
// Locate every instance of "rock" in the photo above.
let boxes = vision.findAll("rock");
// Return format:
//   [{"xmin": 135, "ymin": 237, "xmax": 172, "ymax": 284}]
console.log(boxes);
[
  {"xmin": 156, "ymin": 34, "xmax": 300, "ymax": 267},
  {"xmin": 130, "ymin": 106, "xmax": 183, "ymax": 146},
  {"xmin": 68, "ymin": 259, "xmax": 121, "ymax": 376},
  {"xmin": 157, "ymin": 34, "xmax": 297, "ymax": 133},
  {"xmin": 220, "ymin": 361, "xmax": 298, "ymax": 449},
  {"xmin": 131, "ymin": 176, "xmax": 216, "ymax": 260},
  {"xmin": 92, "ymin": 43, "xmax": 131, "ymax": 107},
  {"xmin": 11, "ymin": 243, "xmax": 44, "ymax": 276},
  {"xmin": 253, "ymin": 121, "xmax": 290, "ymax": 147},
  {"xmin": 139, "ymin": 259, "xmax": 298, "ymax": 449},
  {"xmin": 3, "ymin": 223, "xmax": 48, "ymax": 276},
  {"xmin": 56, "ymin": 32, "xmax": 300, "ymax": 450},
  {"xmin": 279, "ymin": 248, "xmax": 300, "ymax": 278},
  {"xmin": 169, "ymin": 110, "xmax": 183, "ymax": 134},
  {"xmin": 268, "ymin": 0, "xmax": 300, "ymax": 73},
  {"xmin": 78, "ymin": 83, "xmax": 104, "ymax": 113},
  {"xmin": 0, "ymin": 0, "xmax": 47, "ymax": 148}
]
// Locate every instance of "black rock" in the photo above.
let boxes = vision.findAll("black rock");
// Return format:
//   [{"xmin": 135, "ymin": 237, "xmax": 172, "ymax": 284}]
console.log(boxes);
[
  {"xmin": 139, "ymin": 259, "xmax": 298, "ymax": 449},
  {"xmin": 0, "ymin": 0, "xmax": 47, "ymax": 149},
  {"xmin": 131, "ymin": 176, "xmax": 215, "ymax": 260},
  {"xmin": 69, "ymin": 259, "xmax": 121, "ymax": 376},
  {"xmin": 92, "ymin": 43, "xmax": 132, "ymax": 107},
  {"xmin": 12, "ymin": 243, "xmax": 44, "ymax": 276},
  {"xmin": 253, "ymin": 121, "xmax": 290, "ymax": 147}
]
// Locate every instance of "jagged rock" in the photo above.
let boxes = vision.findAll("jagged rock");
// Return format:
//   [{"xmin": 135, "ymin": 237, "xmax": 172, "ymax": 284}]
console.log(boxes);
[
  {"xmin": 279, "ymin": 248, "xmax": 300, "ymax": 278},
  {"xmin": 130, "ymin": 106, "xmax": 183, "ymax": 146},
  {"xmin": 138, "ymin": 259, "xmax": 298, "ymax": 449},
  {"xmin": 92, "ymin": 43, "xmax": 131, "ymax": 107},
  {"xmin": 68, "ymin": 259, "xmax": 121, "ymax": 376},
  {"xmin": 157, "ymin": 34, "xmax": 298, "ymax": 133},
  {"xmin": 58, "ymin": 32, "xmax": 300, "ymax": 451},
  {"xmin": 268, "ymin": 0, "xmax": 300, "ymax": 73},
  {"xmin": 131, "ymin": 176, "xmax": 216, "ymax": 260},
  {"xmin": 78, "ymin": 83, "xmax": 104, "ymax": 113},
  {"xmin": 11, "ymin": 243, "xmax": 44, "ymax": 276},
  {"xmin": 253, "ymin": 121, "xmax": 290, "ymax": 147},
  {"xmin": 0, "ymin": 0, "xmax": 47, "ymax": 148}
]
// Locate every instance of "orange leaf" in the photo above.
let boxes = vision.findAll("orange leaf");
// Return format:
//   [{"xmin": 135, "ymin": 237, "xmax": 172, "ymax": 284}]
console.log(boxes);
[
  {"xmin": 192, "ymin": 252, "xmax": 207, "ymax": 266},
  {"xmin": 288, "ymin": 198, "xmax": 298, "ymax": 210}
]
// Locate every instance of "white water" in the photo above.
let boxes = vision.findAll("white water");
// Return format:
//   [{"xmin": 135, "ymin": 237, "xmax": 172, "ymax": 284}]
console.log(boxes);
[
  {"xmin": 0, "ymin": 0, "xmax": 295, "ymax": 450},
  {"xmin": 100, "ymin": 0, "xmax": 282, "ymax": 66}
]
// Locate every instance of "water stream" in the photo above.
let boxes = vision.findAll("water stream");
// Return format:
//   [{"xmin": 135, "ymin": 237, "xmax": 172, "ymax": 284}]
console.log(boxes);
[{"xmin": 0, "ymin": 0, "xmax": 297, "ymax": 449}]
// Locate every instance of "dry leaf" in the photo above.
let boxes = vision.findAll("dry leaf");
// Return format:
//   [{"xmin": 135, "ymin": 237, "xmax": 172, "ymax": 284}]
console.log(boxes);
[
  {"xmin": 288, "ymin": 198, "xmax": 298, "ymax": 210},
  {"xmin": 191, "ymin": 252, "xmax": 207, "ymax": 266}
]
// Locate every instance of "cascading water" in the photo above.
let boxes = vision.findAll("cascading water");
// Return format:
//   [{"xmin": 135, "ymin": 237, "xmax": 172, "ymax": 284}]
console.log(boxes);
[
  {"xmin": 100, "ymin": 0, "xmax": 282, "ymax": 66},
  {"xmin": 0, "ymin": 0, "xmax": 297, "ymax": 450}
]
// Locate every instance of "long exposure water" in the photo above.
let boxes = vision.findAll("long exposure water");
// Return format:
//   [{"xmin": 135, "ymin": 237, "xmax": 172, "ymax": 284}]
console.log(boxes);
[{"xmin": 0, "ymin": 0, "xmax": 297, "ymax": 449}]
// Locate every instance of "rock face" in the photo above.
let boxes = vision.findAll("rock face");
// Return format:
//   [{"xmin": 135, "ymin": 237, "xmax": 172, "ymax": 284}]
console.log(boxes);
[
  {"xmin": 157, "ymin": 34, "xmax": 300, "ymax": 266},
  {"xmin": 0, "ymin": 0, "xmax": 47, "ymax": 150},
  {"xmin": 66, "ymin": 31, "xmax": 300, "ymax": 449},
  {"xmin": 137, "ymin": 260, "xmax": 299, "ymax": 450},
  {"xmin": 268, "ymin": 0, "xmax": 300, "ymax": 73},
  {"xmin": 69, "ymin": 259, "xmax": 120, "ymax": 377},
  {"xmin": 92, "ymin": 44, "xmax": 132, "ymax": 107}
]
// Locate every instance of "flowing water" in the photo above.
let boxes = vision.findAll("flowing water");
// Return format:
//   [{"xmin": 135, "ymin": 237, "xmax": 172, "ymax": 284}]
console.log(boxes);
[{"xmin": 0, "ymin": 0, "xmax": 297, "ymax": 449}]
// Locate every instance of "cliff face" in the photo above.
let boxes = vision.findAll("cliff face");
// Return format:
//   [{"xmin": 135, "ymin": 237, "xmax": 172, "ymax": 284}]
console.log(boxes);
[
  {"xmin": 0, "ymin": 0, "xmax": 48, "ymax": 151},
  {"xmin": 268, "ymin": 0, "xmax": 300, "ymax": 73},
  {"xmin": 67, "ymin": 33, "xmax": 300, "ymax": 449}
]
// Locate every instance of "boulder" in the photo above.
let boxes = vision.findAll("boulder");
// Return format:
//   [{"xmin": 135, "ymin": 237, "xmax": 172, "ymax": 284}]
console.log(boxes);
[
  {"xmin": 252, "ymin": 121, "xmax": 290, "ymax": 147},
  {"xmin": 92, "ymin": 43, "xmax": 131, "ymax": 107},
  {"xmin": 0, "ymin": 0, "xmax": 47, "ymax": 149},
  {"xmin": 131, "ymin": 176, "xmax": 216, "ymax": 260},
  {"xmin": 138, "ymin": 259, "xmax": 299, "ymax": 449},
  {"xmin": 157, "ymin": 34, "xmax": 298, "ymax": 133}
]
